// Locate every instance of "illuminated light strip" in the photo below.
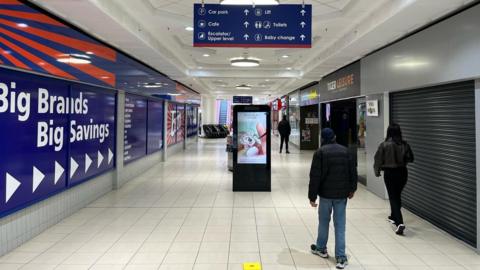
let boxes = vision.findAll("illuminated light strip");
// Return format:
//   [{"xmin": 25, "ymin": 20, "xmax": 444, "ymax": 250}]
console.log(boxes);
[
  {"xmin": 0, "ymin": 0, "xmax": 21, "ymax": 5},
  {"xmin": 0, "ymin": 26, "xmax": 114, "ymax": 86},
  {"xmin": 0, "ymin": 35, "xmax": 76, "ymax": 79},
  {"xmin": 0, "ymin": 9, "xmax": 66, "ymax": 27},
  {"xmin": 0, "ymin": 45, "xmax": 30, "ymax": 69},
  {"xmin": 0, "ymin": 18, "xmax": 117, "ymax": 61}
]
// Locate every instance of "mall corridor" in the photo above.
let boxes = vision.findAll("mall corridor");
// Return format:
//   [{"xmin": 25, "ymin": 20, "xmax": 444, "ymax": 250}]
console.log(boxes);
[{"xmin": 0, "ymin": 139, "xmax": 477, "ymax": 270}]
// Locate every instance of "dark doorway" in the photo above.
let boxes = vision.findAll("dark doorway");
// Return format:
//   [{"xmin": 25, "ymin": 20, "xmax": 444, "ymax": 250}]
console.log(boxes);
[
  {"xmin": 321, "ymin": 99, "xmax": 357, "ymax": 147},
  {"xmin": 321, "ymin": 99, "xmax": 367, "ymax": 185}
]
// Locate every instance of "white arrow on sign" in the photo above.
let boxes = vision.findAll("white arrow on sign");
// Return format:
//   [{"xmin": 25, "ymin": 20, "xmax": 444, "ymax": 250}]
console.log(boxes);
[
  {"xmin": 300, "ymin": 22, "xmax": 306, "ymax": 28},
  {"xmin": 6, "ymin": 173, "xmax": 21, "ymax": 203},
  {"xmin": 108, "ymin": 148, "xmax": 114, "ymax": 164},
  {"xmin": 244, "ymin": 9, "xmax": 249, "ymax": 16},
  {"xmin": 300, "ymin": 34, "xmax": 306, "ymax": 41},
  {"xmin": 97, "ymin": 151, "xmax": 104, "ymax": 168},
  {"xmin": 300, "ymin": 9, "xmax": 306, "ymax": 16},
  {"xmin": 54, "ymin": 161, "xmax": 64, "ymax": 185},
  {"xmin": 244, "ymin": 34, "xmax": 249, "ymax": 40},
  {"xmin": 85, "ymin": 154, "xmax": 92, "ymax": 173},
  {"xmin": 244, "ymin": 21, "xmax": 249, "ymax": 28},
  {"xmin": 32, "ymin": 167, "xmax": 45, "ymax": 193},
  {"xmin": 70, "ymin": 157, "xmax": 79, "ymax": 179}
]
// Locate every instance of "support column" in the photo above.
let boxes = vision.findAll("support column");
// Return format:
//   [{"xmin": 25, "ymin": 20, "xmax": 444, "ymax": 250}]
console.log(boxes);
[
  {"xmin": 201, "ymin": 95, "xmax": 216, "ymax": 125},
  {"xmin": 113, "ymin": 91, "xmax": 125, "ymax": 189},
  {"xmin": 164, "ymin": 100, "xmax": 169, "ymax": 162},
  {"xmin": 365, "ymin": 92, "xmax": 389, "ymax": 199}
]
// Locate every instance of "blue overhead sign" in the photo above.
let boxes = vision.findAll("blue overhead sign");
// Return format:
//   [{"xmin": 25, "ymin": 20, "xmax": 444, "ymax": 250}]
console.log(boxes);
[
  {"xmin": 233, "ymin": 96, "xmax": 253, "ymax": 104},
  {"xmin": 193, "ymin": 4, "xmax": 312, "ymax": 48}
]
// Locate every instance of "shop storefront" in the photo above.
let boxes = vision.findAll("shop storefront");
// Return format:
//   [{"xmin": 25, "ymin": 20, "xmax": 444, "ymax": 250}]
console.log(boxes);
[
  {"xmin": 299, "ymin": 83, "xmax": 320, "ymax": 150},
  {"xmin": 318, "ymin": 61, "xmax": 364, "ymax": 183}
]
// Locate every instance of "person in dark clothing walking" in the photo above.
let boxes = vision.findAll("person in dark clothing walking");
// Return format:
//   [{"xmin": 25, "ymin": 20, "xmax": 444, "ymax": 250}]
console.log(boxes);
[
  {"xmin": 277, "ymin": 114, "xmax": 291, "ymax": 154},
  {"xmin": 374, "ymin": 123, "xmax": 414, "ymax": 235},
  {"xmin": 308, "ymin": 128, "xmax": 357, "ymax": 269}
]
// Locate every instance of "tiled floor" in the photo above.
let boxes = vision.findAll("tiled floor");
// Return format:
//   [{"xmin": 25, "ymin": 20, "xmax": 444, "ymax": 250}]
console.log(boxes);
[{"xmin": 1, "ymin": 138, "xmax": 479, "ymax": 270}]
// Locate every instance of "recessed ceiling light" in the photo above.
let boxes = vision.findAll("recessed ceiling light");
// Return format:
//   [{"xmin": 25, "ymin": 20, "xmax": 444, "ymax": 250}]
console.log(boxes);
[
  {"xmin": 221, "ymin": 0, "xmax": 279, "ymax": 5},
  {"xmin": 265, "ymin": 79, "xmax": 270, "ymax": 82},
  {"xmin": 286, "ymin": 67, "xmax": 292, "ymax": 70},
  {"xmin": 236, "ymin": 84, "xmax": 252, "ymax": 90},
  {"xmin": 185, "ymin": 26, "xmax": 194, "ymax": 31},
  {"xmin": 198, "ymin": 66, "xmax": 203, "ymax": 69},
  {"xmin": 57, "ymin": 57, "xmax": 91, "ymax": 65},
  {"xmin": 281, "ymin": 55, "xmax": 289, "ymax": 58},
  {"xmin": 203, "ymin": 54, "xmax": 210, "ymax": 57},
  {"xmin": 17, "ymin": 23, "xmax": 28, "ymax": 28},
  {"xmin": 231, "ymin": 58, "xmax": 260, "ymax": 67}
]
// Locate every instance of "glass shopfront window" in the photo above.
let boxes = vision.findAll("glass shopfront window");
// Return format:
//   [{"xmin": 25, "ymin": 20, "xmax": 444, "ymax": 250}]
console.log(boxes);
[{"xmin": 288, "ymin": 91, "xmax": 300, "ymax": 146}]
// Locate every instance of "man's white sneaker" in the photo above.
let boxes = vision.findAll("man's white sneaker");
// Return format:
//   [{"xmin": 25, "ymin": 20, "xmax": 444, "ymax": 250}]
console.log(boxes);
[{"xmin": 310, "ymin": 244, "xmax": 329, "ymax": 258}]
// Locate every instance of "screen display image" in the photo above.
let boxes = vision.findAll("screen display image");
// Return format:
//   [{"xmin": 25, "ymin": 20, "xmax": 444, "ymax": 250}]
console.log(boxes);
[{"xmin": 237, "ymin": 112, "xmax": 268, "ymax": 164}]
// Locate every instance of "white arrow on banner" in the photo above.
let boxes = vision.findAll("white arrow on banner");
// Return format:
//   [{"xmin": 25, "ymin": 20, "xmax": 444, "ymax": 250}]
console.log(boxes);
[
  {"xmin": 244, "ymin": 9, "xmax": 249, "ymax": 16},
  {"xmin": 6, "ymin": 173, "xmax": 21, "ymax": 203},
  {"xmin": 32, "ymin": 167, "xmax": 45, "ymax": 193},
  {"xmin": 244, "ymin": 34, "xmax": 249, "ymax": 40},
  {"xmin": 300, "ymin": 34, "xmax": 306, "ymax": 41},
  {"xmin": 244, "ymin": 21, "xmax": 249, "ymax": 28},
  {"xmin": 97, "ymin": 151, "xmax": 104, "ymax": 168},
  {"xmin": 54, "ymin": 161, "xmax": 64, "ymax": 185},
  {"xmin": 300, "ymin": 9, "xmax": 306, "ymax": 16},
  {"xmin": 85, "ymin": 154, "xmax": 92, "ymax": 173},
  {"xmin": 70, "ymin": 157, "xmax": 79, "ymax": 179},
  {"xmin": 108, "ymin": 148, "xmax": 114, "ymax": 164},
  {"xmin": 300, "ymin": 22, "xmax": 306, "ymax": 28}
]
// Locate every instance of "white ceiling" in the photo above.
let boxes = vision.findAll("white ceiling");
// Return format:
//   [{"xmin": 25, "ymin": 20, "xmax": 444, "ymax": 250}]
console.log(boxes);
[{"xmin": 32, "ymin": 0, "xmax": 475, "ymax": 99}]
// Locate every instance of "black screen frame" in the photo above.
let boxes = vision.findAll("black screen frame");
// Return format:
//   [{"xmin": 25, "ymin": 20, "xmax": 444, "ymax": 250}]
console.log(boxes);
[{"xmin": 232, "ymin": 105, "xmax": 271, "ymax": 192}]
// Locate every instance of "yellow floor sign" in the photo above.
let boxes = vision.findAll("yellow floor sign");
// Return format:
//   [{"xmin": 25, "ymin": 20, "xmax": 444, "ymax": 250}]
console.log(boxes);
[{"xmin": 243, "ymin": 262, "xmax": 262, "ymax": 270}]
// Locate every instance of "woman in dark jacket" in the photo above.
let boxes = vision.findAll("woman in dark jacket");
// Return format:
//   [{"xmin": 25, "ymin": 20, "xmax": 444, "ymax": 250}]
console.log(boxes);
[{"xmin": 374, "ymin": 123, "xmax": 414, "ymax": 235}]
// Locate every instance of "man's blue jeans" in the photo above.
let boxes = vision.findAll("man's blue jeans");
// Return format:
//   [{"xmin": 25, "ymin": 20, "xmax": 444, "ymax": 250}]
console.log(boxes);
[{"xmin": 316, "ymin": 197, "xmax": 347, "ymax": 259}]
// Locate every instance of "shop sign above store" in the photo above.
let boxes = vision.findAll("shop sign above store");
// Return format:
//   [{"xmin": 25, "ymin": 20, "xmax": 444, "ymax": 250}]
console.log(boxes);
[
  {"xmin": 319, "ymin": 61, "xmax": 361, "ymax": 102},
  {"xmin": 193, "ymin": 4, "xmax": 312, "ymax": 48}
]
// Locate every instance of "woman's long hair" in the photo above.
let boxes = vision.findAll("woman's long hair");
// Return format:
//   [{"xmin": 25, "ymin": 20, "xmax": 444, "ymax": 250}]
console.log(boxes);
[{"xmin": 386, "ymin": 123, "xmax": 403, "ymax": 143}]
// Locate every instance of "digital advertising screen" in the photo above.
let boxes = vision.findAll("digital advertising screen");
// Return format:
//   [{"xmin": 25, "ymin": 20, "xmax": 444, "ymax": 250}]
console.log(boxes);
[{"xmin": 237, "ymin": 112, "xmax": 268, "ymax": 164}]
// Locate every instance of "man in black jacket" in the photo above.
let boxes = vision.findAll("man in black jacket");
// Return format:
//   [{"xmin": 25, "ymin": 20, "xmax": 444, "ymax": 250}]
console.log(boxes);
[
  {"xmin": 277, "ymin": 114, "xmax": 291, "ymax": 154},
  {"xmin": 308, "ymin": 128, "xmax": 357, "ymax": 269}
]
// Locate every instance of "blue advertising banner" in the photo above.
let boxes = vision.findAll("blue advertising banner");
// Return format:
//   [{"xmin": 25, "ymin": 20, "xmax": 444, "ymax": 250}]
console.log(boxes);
[
  {"xmin": 147, "ymin": 100, "xmax": 164, "ymax": 154},
  {"xmin": 124, "ymin": 94, "xmax": 147, "ymax": 163},
  {"xmin": 0, "ymin": 68, "xmax": 68, "ymax": 216},
  {"xmin": 187, "ymin": 105, "xmax": 198, "ymax": 137},
  {"xmin": 177, "ymin": 104, "xmax": 185, "ymax": 143},
  {"xmin": 194, "ymin": 4, "xmax": 312, "ymax": 48},
  {"xmin": 68, "ymin": 84, "xmax": 116, "ymax": 186}
]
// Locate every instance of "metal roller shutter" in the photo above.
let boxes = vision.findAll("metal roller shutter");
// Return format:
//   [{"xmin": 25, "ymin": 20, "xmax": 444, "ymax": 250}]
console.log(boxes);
[{"xmin": 390, "ymin": 81, "xmax": 476, "ymax": 247}]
